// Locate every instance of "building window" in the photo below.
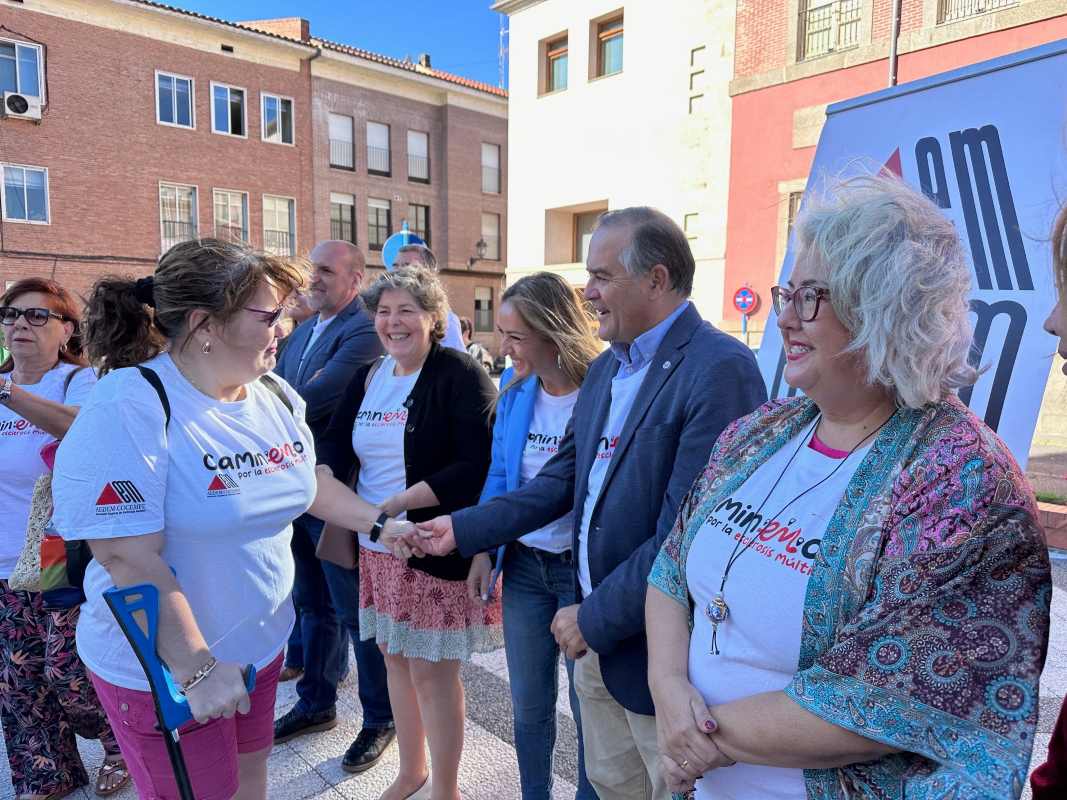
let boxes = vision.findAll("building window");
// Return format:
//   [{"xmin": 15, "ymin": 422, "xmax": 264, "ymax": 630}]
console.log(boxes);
[
  {"xmin": 159, "ymin": 183, "xmax": 197, "ymax": 252},
  {"xmin": 481, "ymin": 143, "xmax": 501, "ymax": 194},
  {"xmin": 2, "ymin": 164, "xmax": 48, "ymax": 224},
  {"xmin": 368, "ymin": 198, "xmax": 391, "ymax": 251},
  {"xmin": 574, "ymin": 211, "xmax": 599, "ymax": 263},
  {"xmin": 367, "ymin": 121, "xmax": 391, "ymax": 176},
  {"xmin": 407, "ymin": 130, "xmax": 430, "ymax": 183},
  {"xmin": 213, "ymin": 189, "xmax": 248, "ymax": 242},
  {"xmin": 938, "ymin": 0, "xmax": 1017, "ymax": 23},
  {"xmin": 797, "ymin": 0, "xmax": 862, "ymax": 61},
  {"xmin": 0, "ymin": 39, "xmax": 43, "ymax": 100},
  {"xmin": 787, "ymin": 191, "xmax": 803, "ymax": 235},
  {"xmin": 474, "ymin": 287, "xmax": 494, "ymax": 332},
  {"xmin": 329, "ymin": 113, "xmax": 354, "ymax": 170},
  {"xmin": 594, "ymin": 14, "xmax": 624, "ymax": 78},
  {"xmin": 331, "ymin": 192, "xmax": 356, "ymax": 243},
  {"xmin": 261, "ymin": 93, "xmax": 294, "ymax": 145},
  {"xmin": 411, "ymin": 203, "xmax": 430, "ymax": 246},
  {"xmin": 263, "ymin": 195, "xmax": 295, "ymax": 256},
  {"xmin": 211, "ymin": 82, "xmax": 246, "ymax": 136},
  {"xmin": 481, "ymin": 213, "xmax": 501, "ymax": 261},
  {"xmin": 683, "ymin": 213, "xmax": 699, "ymax": 239},
  {"xmin": 156, "ymin": 71, "xmax": 194, "ymax": 128},
  {"xmin": 544, "ymin": 35, "xmax": 568, "ymax": 93}
]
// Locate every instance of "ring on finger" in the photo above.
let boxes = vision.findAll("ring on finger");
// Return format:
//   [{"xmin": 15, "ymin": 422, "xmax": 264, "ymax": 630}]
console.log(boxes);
[{"xmin": 680, "ymin": 759, "xmax": 689, "ymax": 769}]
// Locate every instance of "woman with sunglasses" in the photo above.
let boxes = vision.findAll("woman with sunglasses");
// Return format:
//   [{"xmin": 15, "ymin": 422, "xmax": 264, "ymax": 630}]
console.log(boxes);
[
  {"xmin": 0, "ymin": 278, "xmax": 131, "ymax": 800},
  {"xmin": 50, "ymin": 239, "xmax": 415, "ymax": 800},
  {"xmin": 645, "ymin": 174, "xmax": 1050, "ymax": 799}
]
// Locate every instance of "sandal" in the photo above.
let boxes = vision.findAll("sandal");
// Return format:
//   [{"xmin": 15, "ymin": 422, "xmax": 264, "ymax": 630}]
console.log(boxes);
[{"xmin": 95, "ymin": 755, "xmax": 131, "ymax": 797}]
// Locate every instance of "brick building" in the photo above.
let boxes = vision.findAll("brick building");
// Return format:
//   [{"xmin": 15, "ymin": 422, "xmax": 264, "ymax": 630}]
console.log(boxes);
[
  {"xmin": 724, "ymin": 0, "xmax": 1067, "ymax": 340},
  {"xmin": 0, "ymin": 0, "xmax": 507, "ymax": 349}
]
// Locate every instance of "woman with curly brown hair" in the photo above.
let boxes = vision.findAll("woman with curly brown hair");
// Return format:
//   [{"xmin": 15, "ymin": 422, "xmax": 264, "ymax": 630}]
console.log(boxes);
[{"xmin": 0, "ymin": 277, "xmax": 129, "ymax": 800}]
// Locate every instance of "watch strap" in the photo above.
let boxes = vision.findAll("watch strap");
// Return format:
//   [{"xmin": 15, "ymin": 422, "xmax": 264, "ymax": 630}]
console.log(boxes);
[{"xmin": 369, "ymin": 511, "xmax": 390, "ymax": 543}]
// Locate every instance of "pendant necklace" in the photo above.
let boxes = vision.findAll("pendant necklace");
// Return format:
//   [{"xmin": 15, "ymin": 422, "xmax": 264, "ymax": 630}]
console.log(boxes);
[{"xmin": 704, "ymin": 411, "xmax": 894, "ymax": 655}]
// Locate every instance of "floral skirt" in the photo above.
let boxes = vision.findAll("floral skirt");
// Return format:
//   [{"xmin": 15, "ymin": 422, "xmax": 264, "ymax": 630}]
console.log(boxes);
[{"xmin": 358, "ymin": 549, "xmax": 502, "ymax": 662}]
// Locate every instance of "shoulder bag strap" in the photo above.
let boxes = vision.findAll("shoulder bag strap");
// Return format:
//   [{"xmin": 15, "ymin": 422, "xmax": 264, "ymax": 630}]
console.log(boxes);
[
  {"xmin": 258, "ymin": 373, "xmax": 294, "ymax": 417},
  {"xmin": 135, "ymin": 365, "xmax": 171, "ymax": 430}
]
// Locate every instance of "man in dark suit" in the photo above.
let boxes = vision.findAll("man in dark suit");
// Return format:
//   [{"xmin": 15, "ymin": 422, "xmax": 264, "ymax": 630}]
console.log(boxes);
[
  {"xmin": 414, "ymin": 208, "xmax": 766, "ymax": 799},
  {"xmin": 273, "ymin": 240, "xmax": 396, "ymax": 773}
]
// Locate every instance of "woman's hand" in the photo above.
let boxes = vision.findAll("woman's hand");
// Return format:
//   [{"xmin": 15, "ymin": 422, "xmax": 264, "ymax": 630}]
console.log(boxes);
[
  {"xmin": 466, "ymin": 553, "xmax": 494, "ymax": 603},
  {"xmin": 183, "ymin": 660, "xmax": 251, "ymax": 724},
  {"xmin": 380, "ymin": 518, "xmax": 416, "ymax": 555},
  {"xmin": 378, "ymin": 493, "xmax": 408, "ymax": 518},
  {"xmin": 654, "ymin": 675, "xmax": 731, "ymax": 782}
]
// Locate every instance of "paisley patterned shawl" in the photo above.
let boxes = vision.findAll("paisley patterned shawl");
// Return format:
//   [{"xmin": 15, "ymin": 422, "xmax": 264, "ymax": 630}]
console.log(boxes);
[{"xmin": 648, "ymin": 396, "xmax": 1051, "ymax": 800}]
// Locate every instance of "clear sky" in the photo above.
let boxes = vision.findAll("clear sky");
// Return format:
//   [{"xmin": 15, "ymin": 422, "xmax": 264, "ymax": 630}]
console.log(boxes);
[{"xmin": 165, "ymin": 0, "xmax": 507, "ymax": 87}]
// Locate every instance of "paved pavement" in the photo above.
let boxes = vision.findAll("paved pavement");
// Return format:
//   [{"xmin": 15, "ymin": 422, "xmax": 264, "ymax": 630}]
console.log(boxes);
[{"xmin": 2, "ymin": 560, "xmax": 1065, "ymax": 799}]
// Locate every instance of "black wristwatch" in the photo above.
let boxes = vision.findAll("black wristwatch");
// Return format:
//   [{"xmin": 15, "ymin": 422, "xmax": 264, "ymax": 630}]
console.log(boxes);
[{"xmin": 369, "ymin": 511, "xmax": 391, "ymax": 543}]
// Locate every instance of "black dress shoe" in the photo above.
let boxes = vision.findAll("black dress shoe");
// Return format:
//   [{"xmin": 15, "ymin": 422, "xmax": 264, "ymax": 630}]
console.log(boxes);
[
  {"xmin": 273, "ymin": 706, "xmax": 338, "ymax": 744},
  {"xmin": 341, "ymin": 725, "xmax": 397, "ymax": 773}
]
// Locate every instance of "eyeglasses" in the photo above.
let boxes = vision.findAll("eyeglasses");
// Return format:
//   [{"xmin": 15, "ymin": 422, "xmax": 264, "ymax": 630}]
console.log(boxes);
[
  {"xmin": 770, "ymin": 286, "xmax": 830, "ymax": 323},
  {"xmin": 0, "ymin": 306, "xmax": 71, "ymax": 327},
  {"xmin": 242, "ymin": 306, "xmax": 286, "ymax": 326}
]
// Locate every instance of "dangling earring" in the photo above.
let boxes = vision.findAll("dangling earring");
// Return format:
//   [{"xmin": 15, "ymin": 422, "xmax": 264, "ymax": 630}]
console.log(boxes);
[
  {"xmin": 556, "ymin": 352, "xmax": 563, "ymax": 370},
  {"xmin": 201, "ymin": 340, "xmax": 212, "ymax": 355}
]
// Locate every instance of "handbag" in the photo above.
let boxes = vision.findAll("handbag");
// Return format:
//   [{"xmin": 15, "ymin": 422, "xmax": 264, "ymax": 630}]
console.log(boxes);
[
  {"xmin": 315, "ymin": 357, "xmax": 385, "ymax": 570},
  {"xmin": 8, "ymin": 470, "xmax": 52, "ymax": 591}
]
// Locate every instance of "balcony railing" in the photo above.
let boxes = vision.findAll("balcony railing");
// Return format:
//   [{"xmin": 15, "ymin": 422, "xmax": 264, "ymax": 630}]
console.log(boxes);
[
  {"xmin": 331, "ymin": 219, "xmax": 355, "ymax": 243},
  {"xmin": 368, "ymin": 146, "xmax": 390, "ymax": 175},
  {"xmin": 264, "ymin": 229, "xmax": 293, "ymax": 256},
  {"xmin": 938, "ymin": 0, "xmax": 1016, "ymax": 23},
  {"xmin": 408, "ymin": 154, "xmax": 430, "ymax": 182},
  {"xmin": 798, "ymin": 0, "xmax": 862, "ymax": 61},
  {"xmin": 214, "ymin": 224, "xmax": 247, "ymax": 243},
  {"xmin": 330, "ymin": 139, "xmax": 354, "ymax": 170},
  {"xmin": 161, "ymin": 220, "xmax": 197, "ymax": 253},
  {"xmin": 482, "ymin": 166, "xmax": 501, "ymax": 194}
]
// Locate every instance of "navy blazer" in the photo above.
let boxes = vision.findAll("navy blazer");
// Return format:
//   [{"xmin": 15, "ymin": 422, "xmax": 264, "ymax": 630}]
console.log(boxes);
[
  {"xmin": 451, "ymin": 303, "xmax": 766, "ymax": 714},
  {"xmin": 274, "ymin": 296, "xmax": 383, "ymax": 442}
]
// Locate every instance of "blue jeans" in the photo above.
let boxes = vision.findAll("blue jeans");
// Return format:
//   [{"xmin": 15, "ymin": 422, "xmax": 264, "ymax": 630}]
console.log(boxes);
[
  {"xmin": 502, "ymin": 543, "xmax": 596, "ymax": 800},
  {"xmin": 290, "ymin": 515, "xmax": 393, "ymax": 728}
]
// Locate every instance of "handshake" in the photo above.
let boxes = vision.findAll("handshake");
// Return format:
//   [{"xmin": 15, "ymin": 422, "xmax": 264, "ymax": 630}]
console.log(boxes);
[{"xmin": 377, "ymin": 514, "xmax": 458, "ymax": 560}]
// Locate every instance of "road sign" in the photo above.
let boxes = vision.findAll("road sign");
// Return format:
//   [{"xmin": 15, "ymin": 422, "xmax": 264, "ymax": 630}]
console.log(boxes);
[
  {"xmin": 382, "ymin": 221, "xmax": 427, "ymax": 270},
  {"xmin": 733, "ymin": 287, "xmax": 758, "ymax": 315}
]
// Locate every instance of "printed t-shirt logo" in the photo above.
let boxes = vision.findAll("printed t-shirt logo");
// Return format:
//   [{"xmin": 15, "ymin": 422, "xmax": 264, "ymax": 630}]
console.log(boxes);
[
  {"xmin": 207, "ymin": 473, "xmax": 241, "ymax": 497},
  {"xmin": 596, "ymin": 434, "xmax": 620, "ymax": 461},
  {"xmin": 526, "ymin": 431, "xmax": 562, "ymax": 455},
  {"xmin": 355, "ymin": 406, "xmax": 408, "ymax": 428},
  {"xmin": 95, "ymin": 480, "xmax": 147, "ymax": 516},
  {"xmin": 0, "ymin": 418, "xmax": 37, "ymax": 437}
]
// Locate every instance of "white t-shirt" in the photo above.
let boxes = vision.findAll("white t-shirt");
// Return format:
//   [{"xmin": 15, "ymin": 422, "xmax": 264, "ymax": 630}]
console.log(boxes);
[
  {"xmin": 577, "ymin": 363, "xmax": 650, "ymax": 596},
  {"xmin": 52, "ymin": 353, "xmax": 316, "ymax": 691},
  {"xmin": 352, "ymin": 357, "xmax": 420, "ymax": 554},
  {"xmin": 519, "ymin": 386, "xmax": 579, "ymax": 553},
  {"xmin": 0, "ymin": 363, "xmax": 96, "ymax": 577},
  {"xmin": 686, "ymin": 429, "xmax": 868, "ymax": 800},
  {"xmin": 442, "ymin": 312, "xmax": 466, "ymax": 353}
]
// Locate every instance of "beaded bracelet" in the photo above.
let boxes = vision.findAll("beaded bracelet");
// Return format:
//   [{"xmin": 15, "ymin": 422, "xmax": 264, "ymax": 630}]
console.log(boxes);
[{"xmin": 179, "ymin": 656, "xmax": 218, "ymax": 695}]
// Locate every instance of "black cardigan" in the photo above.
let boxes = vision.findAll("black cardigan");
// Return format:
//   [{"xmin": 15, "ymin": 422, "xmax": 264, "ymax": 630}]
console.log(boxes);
[{"xmin": 318, "ymin": 342, "xmax": 497, "ymax": 581}]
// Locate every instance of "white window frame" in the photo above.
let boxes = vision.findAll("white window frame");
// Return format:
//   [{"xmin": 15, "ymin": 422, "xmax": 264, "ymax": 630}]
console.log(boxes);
[
  {"xmin": 0, "ymin": 38, "xmax": 45, "ymax": 103},
  {"xmin": 481, "ymin": 212, "xmax": 501, "ymax": 261},
  {"xmin": 154, "ymin": 70, "xmax": 195, "ymax": 130},
  {"xmin": 158, "ymin": 181, "xmax": 198, "ymax": 251},
  {"xmin": 212, "ymin": 188, "xmax": 249, "ymax": 241},
  {"xmin": 260, "ymin": 92, "xmax": 295, "ymax": 146},
  {"xmin": 367, "ymin": 121, "xmax": 391, "ymax": 175},
  {"xmin": 210, "ymin": 81, "xmax": 248, "ymax": 138},
  {"xmin": 1, "ymin": 163, "xmax": 50, "ymax": 225},
  {"xmin": 262, "ymin": 194, "xmax": 296, "ymax": 256}
]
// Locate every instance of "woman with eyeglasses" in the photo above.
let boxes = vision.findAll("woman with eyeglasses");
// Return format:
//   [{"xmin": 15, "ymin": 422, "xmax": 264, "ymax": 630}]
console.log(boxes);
[
  {"xmin": 0, "ymin": 278, "xmax": 131, "ymax": 800},
  {"xmin": 644, "ymin": 175, "xmax": 1050, "ymax": 799},
  {"xmin": 50, "ymin": 239, "xmax": 417, "ymax": 800}
]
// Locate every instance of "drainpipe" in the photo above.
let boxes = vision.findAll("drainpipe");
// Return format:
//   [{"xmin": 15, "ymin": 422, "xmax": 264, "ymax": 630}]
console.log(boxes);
[{"xmin": 888, "ymin": 0, "xmax": 902, "ymax": 86}]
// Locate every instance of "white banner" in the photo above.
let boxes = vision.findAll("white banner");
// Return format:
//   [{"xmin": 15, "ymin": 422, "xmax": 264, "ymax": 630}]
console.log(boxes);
[{"xmin": 755, "ymin": 39, "xmax": 1067, "ymax": 467}]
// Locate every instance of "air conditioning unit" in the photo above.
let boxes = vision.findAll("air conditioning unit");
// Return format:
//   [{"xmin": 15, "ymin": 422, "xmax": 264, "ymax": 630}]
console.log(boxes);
[{"xmin": 2, "ymin": 92, "xmax": 42, "ymax": 120}]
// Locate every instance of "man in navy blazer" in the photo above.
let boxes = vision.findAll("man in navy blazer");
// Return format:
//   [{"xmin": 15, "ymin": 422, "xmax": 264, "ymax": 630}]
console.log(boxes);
[
  {"xmin": 273, "ymin": 240, "xmax": 397, "ymax": 773},
  {"xmin": 415, "ymin": 209, "xmax": 766, "ymax": 799}
]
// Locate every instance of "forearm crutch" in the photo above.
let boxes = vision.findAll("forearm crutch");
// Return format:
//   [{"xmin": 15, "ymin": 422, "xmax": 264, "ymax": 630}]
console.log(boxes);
[{"xmin": 105, "ymin": 584, "xmax": 256, "ymax": 800}]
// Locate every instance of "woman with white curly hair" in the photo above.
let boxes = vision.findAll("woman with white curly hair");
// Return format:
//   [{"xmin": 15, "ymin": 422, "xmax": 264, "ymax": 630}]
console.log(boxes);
[{"xmin": 645, "ymin": 173, "xmax": 1050, "ymax": 800}]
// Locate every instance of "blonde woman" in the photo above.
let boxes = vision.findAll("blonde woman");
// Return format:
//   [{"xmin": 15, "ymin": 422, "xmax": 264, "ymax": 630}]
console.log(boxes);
[{"xmin": 466, "ymin": 272, "xmax": 601, "ymax": 800}]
